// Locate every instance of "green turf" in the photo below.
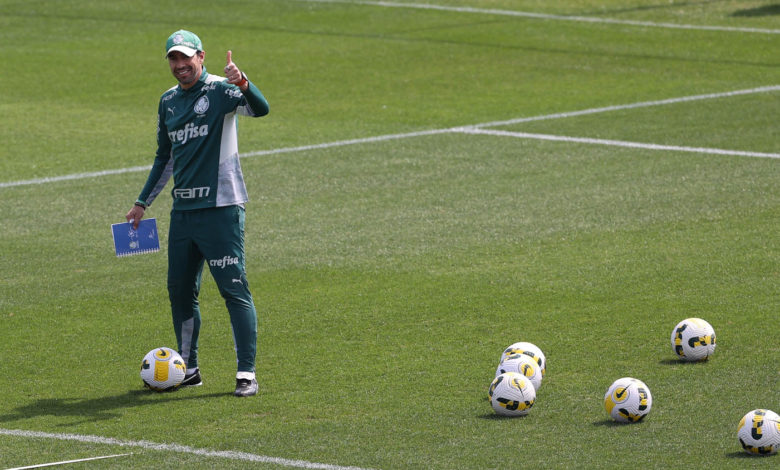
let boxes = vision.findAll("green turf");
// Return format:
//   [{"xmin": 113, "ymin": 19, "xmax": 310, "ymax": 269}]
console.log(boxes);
[{"xmin": 1, "ymin": 0, "xmax": 778, "ymax": 468}]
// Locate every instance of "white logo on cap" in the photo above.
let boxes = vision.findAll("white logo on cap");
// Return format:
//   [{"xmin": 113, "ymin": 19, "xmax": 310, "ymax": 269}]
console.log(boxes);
[{"xmin": 173, "ymin": 34, "xmax": 184, "ymax": 45}]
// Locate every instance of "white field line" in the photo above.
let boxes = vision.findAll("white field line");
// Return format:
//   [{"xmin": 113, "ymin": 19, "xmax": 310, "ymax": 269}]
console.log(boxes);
[
  {"xmin": 6, "ymin": 453, "xmax": 131, "ymax": 470},
  {"xmin": 1, "ymin": 84, "xmax": 778, "ymax": 190},
  {"xmin": 0, "ymin": 428, "xmax": 374, "ymax": 470},
  {"xmin": 240, "ymin": 128, "xmax": 453, "ymax": 158},
  {"xmin": 457, "ymin": 128, "xmax": 780, "ymax": 159},
  {"xmin": 0, "ymin": 166, "xmax": 153, "ymax": 189},
  {"xmin": 0, "ymin": 131, "xmax": 453, "ymax": 190},
  {"xmin": 468, "ymin": 85, "xmax": 780, "ymax": 129},
  {"xmin": 300, "ymin": 0, "xmax": 780, "ymax": 34}
]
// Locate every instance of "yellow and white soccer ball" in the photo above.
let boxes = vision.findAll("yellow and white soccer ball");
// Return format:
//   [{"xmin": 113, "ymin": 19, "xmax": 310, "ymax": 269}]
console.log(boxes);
[
  {"xmin": 670, "ymin": 318, "xmax": 716, "ymax": 361},
  {"xmin": 140, "ymin": 347, "xmax": 186, "ymax": 391},
  {"xmin": 495, "ymin": 353, "xmax": 543, "ymax": 391},
  {"xmin": 499, "ymin": 341, "xmax": 546, "ymax": 376},
  {"xmin": 489, "ymin": 372, "xmax": 536, "ymax": 417},
  {"xmin": 604, "ymin": 377, "xmax": 652, "ymax": 423},
  {"xmin": 737, "ymin": 409, "xmax": 780, "ymax": 455}
]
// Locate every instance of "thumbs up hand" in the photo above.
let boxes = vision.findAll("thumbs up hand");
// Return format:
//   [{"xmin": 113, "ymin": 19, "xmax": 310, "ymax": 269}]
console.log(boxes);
[{"xmin": 224, "ymin": 50, "xmax": 248, "ymax": 90}]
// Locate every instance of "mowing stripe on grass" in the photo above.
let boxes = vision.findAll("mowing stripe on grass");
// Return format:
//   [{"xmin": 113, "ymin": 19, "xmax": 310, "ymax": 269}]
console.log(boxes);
[
  {"xmin": 1, "ymin": 85, "xmax": 778, "ymax": 190},
  {"xmin": 6, "ymin": 453, "xmax": 131, "ymax": 470},
  {"xmin": 301, "ymin": 0, "xmax": 780, "ymax": 35},
  {"xmin": 457, "ymin": 128, "xmax": 780, "ymax": 159},
  {"xmin": 0, "ymin": 428, "xmax": 374, "ymax": 470}
]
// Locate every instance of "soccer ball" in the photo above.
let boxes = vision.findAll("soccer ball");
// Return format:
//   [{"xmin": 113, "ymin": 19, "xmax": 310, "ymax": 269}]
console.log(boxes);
[
  {"xmin": 499, "ymin": 341, "xmax": 546, "ymax": 376},
  {"xmin": 489, "ymin": 372, "xmax": 536, "ymax": 417},
  {"xmin": 671, "ymin": 318, "xmax": 716, "ymax": 361},
  {"xmin": 140, "ymin": 347, "xmax": 186, "ymax": 391},
  {"xmin": 737, "ymin": 409, "xmax": 780, "ymax": 455},
  {"xmin": 495, "ymin": 353, "xmax": 543, "ymax": 391},
  {"xmin": 604, "ymin": 377, "xmax": 652, "ymax": 423}
]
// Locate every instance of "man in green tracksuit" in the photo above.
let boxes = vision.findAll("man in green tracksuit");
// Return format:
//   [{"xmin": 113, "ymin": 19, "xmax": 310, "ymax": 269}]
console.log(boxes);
[{"xmin": 125, "ymin": 30, "xmax": 269, "ymax": 397}]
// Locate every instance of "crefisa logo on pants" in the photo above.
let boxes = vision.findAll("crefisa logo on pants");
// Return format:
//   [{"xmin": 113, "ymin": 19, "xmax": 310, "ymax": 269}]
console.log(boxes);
[{"xmin": 209, "ymin": 256, "xmax": 239, "ymax": 269}]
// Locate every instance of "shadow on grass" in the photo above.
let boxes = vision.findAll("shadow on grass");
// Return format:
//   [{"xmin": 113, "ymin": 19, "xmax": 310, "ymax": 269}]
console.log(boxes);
[
  {"xmin": 582, "ymin": 0, "xmax": 729, "ymax": 16},
  {"xmin": 658, "ymin": 358, "xmax": 713, "ymax": 366},
  {"xmin": 591, "ymin": 419, "xmax": 643, "ymax": 427},
  {"xmin": 725, "ymin": 451, "xmax": 772, "ymax": 459},
  {"xmin": 477, "ymin": 412, "xmax": 531, "ymax": 420},
  {"xmin": 0, "ymin": 389, "xmax": 226, "ymax": 425},
  {"xmin": 732, "ymin": 4, "xmax": 780, "ymax": 17}
]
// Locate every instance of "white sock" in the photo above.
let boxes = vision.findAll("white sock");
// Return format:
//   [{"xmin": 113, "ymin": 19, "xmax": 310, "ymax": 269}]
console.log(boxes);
[
  {"xmin": 236, "ymin": 371, "xmax": 255, "ymax": 381},
  {"xmin": 186, "ymin": 368, "xmax": 198, "ymax": 375}
]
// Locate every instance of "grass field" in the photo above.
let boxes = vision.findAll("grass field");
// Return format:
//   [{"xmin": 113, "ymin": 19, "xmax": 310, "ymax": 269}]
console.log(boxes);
[{"xmin": 1, "ymin": 0, "xmax": 779, "ymax": 468}]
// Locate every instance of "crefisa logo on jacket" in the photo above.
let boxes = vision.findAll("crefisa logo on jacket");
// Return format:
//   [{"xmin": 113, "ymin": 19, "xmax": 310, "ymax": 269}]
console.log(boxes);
[
  {"xmin": 194, "ymin": 96, "xmax": 209, "ymax": 114},
  {"xmin": 169, "ymin": 122, "xmax": 208, "ymax": 145}
]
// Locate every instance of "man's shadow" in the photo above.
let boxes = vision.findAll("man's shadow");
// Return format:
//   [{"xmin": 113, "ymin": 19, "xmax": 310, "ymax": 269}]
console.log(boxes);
[
  {"xmin": 0, "ymin": 389, "xmax": 225, "ymax": 426},
  {"xmin": 732, "ymin": 4, "xmax": 780, "ymax": 17}
]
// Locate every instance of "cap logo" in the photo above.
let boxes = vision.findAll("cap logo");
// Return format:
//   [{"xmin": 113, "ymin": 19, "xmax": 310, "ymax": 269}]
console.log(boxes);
[{"xmin": 171, "ymin": 33, "xmax": 198, "ymax": 49}]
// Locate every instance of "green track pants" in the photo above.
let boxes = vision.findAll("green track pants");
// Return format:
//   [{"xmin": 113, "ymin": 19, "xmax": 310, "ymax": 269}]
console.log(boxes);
[{"xmin": 167, "ymin": 205, "xmax": 257, "ymax": 373}]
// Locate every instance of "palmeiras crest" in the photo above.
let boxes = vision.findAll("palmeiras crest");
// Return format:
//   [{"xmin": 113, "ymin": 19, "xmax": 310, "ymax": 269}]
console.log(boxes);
[{"xmin": 194, "ymin": 96, "xmax": 209, "ymax": 114}]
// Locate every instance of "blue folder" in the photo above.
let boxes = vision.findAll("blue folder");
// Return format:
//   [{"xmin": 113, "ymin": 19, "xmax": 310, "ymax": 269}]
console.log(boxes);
[{"xmin": 111, "ymin": 218, "xmax": 160, "ymax": 257}]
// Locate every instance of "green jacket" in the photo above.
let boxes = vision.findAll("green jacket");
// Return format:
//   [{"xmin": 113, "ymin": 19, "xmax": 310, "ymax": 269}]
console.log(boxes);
[{"xmin": 137, "ymin": 67, "xmax": 269, "ymax": 211}]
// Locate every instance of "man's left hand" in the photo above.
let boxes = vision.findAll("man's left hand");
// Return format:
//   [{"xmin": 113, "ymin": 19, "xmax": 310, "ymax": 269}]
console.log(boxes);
[{"xmin": 225, "ymin": 50, "xmax": 248, "ymax": 90}]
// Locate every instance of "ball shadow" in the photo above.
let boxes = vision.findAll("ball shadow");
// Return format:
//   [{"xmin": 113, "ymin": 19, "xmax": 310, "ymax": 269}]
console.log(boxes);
[
  {"xmin": 591, "ymin": 419, "xmax": 646, "ymax": 427},
  {"xmin": 724, "ymin": 451, "xmax": 770, "ymax": 459},
  {"xmin": 658, "ymin": 358, "xmax": 712, "ymax": 366},
  {"xmin": 478, "ymin": 412, "xmax": 530, "ymax": 420}
]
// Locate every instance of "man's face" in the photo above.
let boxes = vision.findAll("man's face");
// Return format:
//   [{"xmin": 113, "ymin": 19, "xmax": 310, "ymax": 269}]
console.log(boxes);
[{"xmin": 167, "ymin": 50, "xmax": 204, "ymax": 89}]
